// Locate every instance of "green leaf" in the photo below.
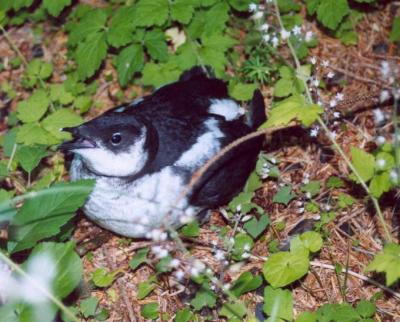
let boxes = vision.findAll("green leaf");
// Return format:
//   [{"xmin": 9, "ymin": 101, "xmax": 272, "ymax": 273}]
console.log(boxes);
[
  {"xmin": 305, "ymin": 0, "xmax": 320, "ymax": 15},
  {"xmin": 141, "ymin": 61, "xmax": 181, "ymax": 87},
  {"xmin": 327, "ymin": 176, "xmax": 345, "ymax": 189},
  {"xmin": 92, "ymin": 267, "xmax": 120, "ymax": 287},
  {"xmin": 243, "ymin": 214, "xmax": 270, "ymax": 239},
  {"xmin": 337, "ymin": 193, "xmax": 355, "ymax": 209},
  {"xmin": 232, "ymin": 233, "xmax": 254, "ymax": 261},
  {"xmin": 296, "ymin": 311, "xmax": 317, "ymax": 322},
  {"xmin": 290, "ymin": 231, "xmax": 323, "ymax": 253},
  {"xmin": 316, "ymin": 0, "xmax": 349, "ymax": 30},
  {"xmin": 16, "ymin": 145, "xmax": 47, "ymax": 173},
  {"xmin": 262, "ymin": 95, "xmax": 323, "ymax": 128},
  {"xmin": 75, "ymin": 32, "xmax": 108, "ymax": 80},
  {"xmin": 129, "ymin": 247, "xmax": 149, "ymax": 271},
  {"xmin": 180, "ymin": 220, "xmax": 200, "ymax": 237},
  {"xmin": 42, "ymin": 0, "xmax": 71, "ymax": 16},
  {"xmin": 316, "ymin": 303, "xmax": 361, "ymax": 322},
  {"xmin": 135, "ymin": 0, "xmax": 169, "ymax": 26},
  {"xmin": 107, "ymin": 6, "xmax": 137, "ymax": 47},
  {"xmin": 219, "ymin": 301, "xmax": 247, "ymax": 320},
  {"xmin": 8, "ymin": 180, "xmax": 94, "ymax": 253},
  {"xmin": 141, "ymin": 303, "xmax": 159, "ymax": 320},
  {"xmin": 356, "ymin": 300, "xmax": 375, "ymax": 318},
  {"xmin": 41, "ymin": 108, "xmax": 83, "ymax": 140},
  {"xmin": 115, "ymin": 44, "xmax": 144, "ymax": 86},
  {"xmin": 49, "ymin": 84, "xmax": 74, "ymax": 105},
  {"xmin": 68, "ymin": 9, "xmax": 108, "ymax": 45},
  {"xmin": 273, "ymin": 185, "xmax": 296, "ymax": 205},
  {"xmin": 228, "ymin": 0, "xmax": 253, "ymax": 11},
  {"xmin": 263, "ymin": 286, "xmax": 293, "ymax": 321},
  {"xmin": 80, "ymin": 297, "xmax": 99, "ymax": 318},
  {"xmin": 203, "ymin": 2, "xmax": 229, "ymax": 35},
  {"xmin": 366, "ymin": 243, "xmax": 400, "ymax": 286},
  {"xmin": 16, "ymin": 123, "xmax": 59, "ymax": 146},
  {"xmin": 263, "ymin": 249, "xmax": 309, "ymax": 288},
  {"xmin": 171, "ymin": 0, "xmax": 195, "ymax": 24},
  {"xmin": 230, "ymin": 272, "xmax": 262, "ymax": 297},
  {"xmin": 229, "ymin": 83, "xmax": 257, "ymax": 101},
  {"xmin": 390, "ymin": 17, "xmax": 400, "ymax": 42},
  {"xmin": 137, "ymin": 276, "xmax": 156, "ymax": 299},
  {"xmin": 190, "ymin": 282, "xmax": 217, "ymax": 310},
  {"xmin": 27, "ymin": 241, "xmax": 83, "ymax": 298},
  {"xmin": 175, "ymin": 308, "xmax": 193, "ymax": 322},
  {"xmin": 369, "ymin": 172, "xmax": 392, "ymax": 198},
  {"xmin": 375, "ymin": 152, "xmax": 395, "ymax": 172},
  {"xmin": 350, "ymin": 147, "xmax": 375, "ymax": 182},
  {"xmin": 144, "ymin": 29, "xmax": 169, "ymax": 62},
  {"xmin": 25, "ymin": 59, "xmax": 53, "ymax": 85},
  {"xmin": 301, "ymin": 180, "xmax": 320, "ymax": 197},
  {"xmin": 17, "ymin": 90, "xmax": 49, "ymax": 123}
]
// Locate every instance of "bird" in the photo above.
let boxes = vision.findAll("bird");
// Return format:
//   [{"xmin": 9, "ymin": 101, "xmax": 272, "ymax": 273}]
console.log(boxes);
[{"xmin": 59, "ymin": 67, "xmax": 266, "ymax": 238}]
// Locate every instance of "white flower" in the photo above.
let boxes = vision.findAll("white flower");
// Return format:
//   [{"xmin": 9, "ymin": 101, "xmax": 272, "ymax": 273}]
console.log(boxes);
[
  {"xmin": 329, "ymin": 99, "xmax": 337, "ymax": 108},
  {"xmin": 249, "ymin": 3, "xmax": 257, "ymax": 12},
  {"xmin": 152, "ymin": 246, "xmax": 169, "ymax": 258},
  {"xmin": 335, "ymin": 93, "xmax": 344, "ymax": 101},
  {"xmin": 270, "ymin": 157, "xmax": 277, "ymax": 164},
  {"xmin": 180, "ymin": 214, "xmax": 194, "ymax": 224},
  {"xmin": 376, "ymin": 136, "xmax": 386, "ymax": 145},
  {"xmin": 321, "ymin": 60, "xmax": 330, "ymax": 68},
  {"xmin": 297, "ymin": 207, "xmax": 305, "ymax": 213},
  {"xmin": 310, "ymin": 127, "xmax": 319, "ymax": 137},
  {"xmin": 333, "ymin": 111, "xmax": 341, "ymax": 118},
  {"xmin": 327, "ymin": 71, "xmax": 335, "ymax": 79},
  {"xmin": 380, "ymin": 61, "xmax": 390, "ymax": 77},
  {"xmin": 373, "ymin": 108, "xmax": 385, "ymax": 125},
  {"xmin": 310, "ymin": 56, "xmax": 317, "ymax": 65},
  {"xmin": 169, "ymin": 259, "xmax": 181, "ymax": 268},
  {"xmin": 305, "ymin": 31, "xmax": 314, "ymax": 42},
  {"xmin": 292, "ymin": 25, "xmax": 302, "ymax": 35},
  {"xmin": 174, "ymin": 270, "xmax": 185, "ymax": 280},
  {"xmin": 280, "ymin": 29, "xmax": 291, "ymax": 40},
  {"xmin": 241, "ymin": 215, "xmax": 252, "ymax": 222},
  {"xmin": 251, "ymin": 11, "xmax": 264, "ymax": 20},
  {"xmin": 214, "ymin": 250, "xmax": 225, "ymax": 261},
  {"xmin": 312, "ymin": 78, "xmax": 320, "ymax": 87},
  {"xmin": 262, "ymin": 34, "xmax": 271, "ymax": 43},
  {"xmin": 236, "ymin": 204, "xmax": 242, "ymax": 212},
  {"xmin": 390, "ymin": 170, "xmax": 399, "ymax": 183},
  {"xmin": 329, "ymin": 131, "xmax": 337, "ymax": 139},
  {"xmin": 260, "ymin": 23, "xmax": 269, "ymax": 31},
  {"xmin": 272, "ymin": 37, "xmax": 279, "ymax": 47},
  {"xmin": 147, "ymin": 229, "xmax": 168, "ymax": 241},
  {"xmin": 376, "ymin": 159, "xmax": 386, "ymax": 169},
  {"xmin": 222, "ymin": 283, "xmax": 231, "ymax": 291}
]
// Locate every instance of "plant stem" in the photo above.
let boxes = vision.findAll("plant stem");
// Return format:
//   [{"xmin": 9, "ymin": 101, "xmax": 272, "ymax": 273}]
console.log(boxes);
[
  {"xmin": 272, "ymin": 0, "xmax": 392, "ymax": 242},
  {"xmin": 0, "ymin": 251, "xmax": 80, "ymax": 322}
]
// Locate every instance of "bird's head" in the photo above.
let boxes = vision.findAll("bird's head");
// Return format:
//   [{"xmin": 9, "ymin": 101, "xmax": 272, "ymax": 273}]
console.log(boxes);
[{"xmin": 59, "ymin": 112, "xmax": 154, "ymax": 177}]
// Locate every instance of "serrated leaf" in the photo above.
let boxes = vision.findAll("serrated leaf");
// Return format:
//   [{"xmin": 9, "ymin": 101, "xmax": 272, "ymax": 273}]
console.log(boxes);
[
  {"xmin": 263, "ymin": 286, "xmax": 293, "ymax": 321},
  {"xmin": 42, "ymin": 0, "xmax": 71, "ymax": 16},
  {"xmin": 229, "ymin": 83, "xmax": 257, "ymax": 101},
  {"xmin": 135, "ymin": 0, "xmax": 169, "ymax": 26},
  {"xmin": 356, "ymin": 300, "xmax": 375, "ymax": 318},
  {"xmin": 80, "ymin": 297, "xmax": 99, "ymax": 318},
  {"xmin": 25, "ymin": 59, "xmax": 53, "ymax": 81},
  {"xmin": 141, "ymin": 61, "xmax": 181, "ymax": 87},
  {"xmin": 17, "ymin": 90, "xmax": 49, "ymax": 123},
  {"xmin": 92, "ymin": 267, "xmax": 119, "ymax": 287},
  {"xmin": 144, "ymin": 29, "xmax": 169, "ymax": 62},
  {"xmin": 171, "ymin": 0, "xmax": 195, "ymax": 24},
  {"xmin": 180, "ymin": 220, "xmax": 200, "ymax": 237},
  {"xmin": 175, "ymin": 308, "xmax": 193, "ymax": 322},
  {"xmin": 203, "ymin": 2, "xmax": 229, "ymax": 35},
  {"xmin": 232, "ymin": 233, "xmax": 253, "ymax": 261},
  {"xmin": 26, "ymin": 241, "xmax": 83, "ymax": 298},
  {"xmin": 68, "ymin": 9, "xmax": 108, "ymax": 45},
  {"xmin": 243, "ymin": 214, "xmax": 270, "ymax": 239},
  {"xmin": 369, "ymin": 172, "xmax": 392, "ymax": 198},
  {"xmin": 190, "ymin": 282, "xmax": 217, "ymax": 310},
  {"xmin": 305, "ymin": 0, "xmax": 320, "ymax": 15},
  {"xmin": 76, "ymin": 32, "xmax": 108, "ymax": 80},
  {"xmin": 366, "ymin": 243, "xmax": 400, "ymax": 285},
  {"xmin": 273, "ymin": 185, "xmax": 296, "ymax": 205},
  {"xmin": 129, "ymin": 247, "xmax": 149, "ymax": 271},
  {"xmin": 107, "ymin": 6, "xmax": 137, "ymax": 47},
  {"xmin": 301, "ymin": 180, "xmax": 320, "ymax": 197},
  {"xmin": 261, "ymin": 95, "xmax": 323, "ymax": 128},
  {"xmin": 290, "ymin": 231, "xmax": 323, "ymax": 253},
  {"xmin": 316, "ymin": 0, "xmax": 349, "ymax": 30},
  {"xmin": 230, "ymin": 272, "xmax": 262, "ymax": 297},
  {"xmin": 16, "ymin": 145, "xmax": 47, "ymax": 173},
  {"xmin": 16, "ymin": 123, "xmax": 59, "ymax": 146},
  {"xmin": 263, "ymin": 249, "xmax": 309, "ymax": 287},
  {"xmin": 8, "ymin": 180, "xmax": 94, "ymax": 253},
  {"xmin": 137, "ymin": 276, "xmax": 157, "ymax": 299},
  {"xmin": 41, "ymin": 108, "xmax": 83, "ymax": 140},
  {"xmin": 141, "ymin": 303, "xmax": 159, "ymax": 320},
  {"xmin": 49, "ymin": 84, "xmax": 75, "ymax": 105},
  {"xmin": 350, "ymin": 147, "xmax": 375, "ymax": 183}
]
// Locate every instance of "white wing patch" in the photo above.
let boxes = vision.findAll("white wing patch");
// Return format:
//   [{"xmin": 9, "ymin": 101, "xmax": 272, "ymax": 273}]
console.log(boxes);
[
  {"xmin": 175, "ymin": 118, "xmax": 225, "ymax": 168},
  {"xmin": 114, "ymin": 97, "xmax": 144, "ymax": 113},
  {"xmin": 209, "ymin": 99, "xmax": 245, "ymax": 121}
]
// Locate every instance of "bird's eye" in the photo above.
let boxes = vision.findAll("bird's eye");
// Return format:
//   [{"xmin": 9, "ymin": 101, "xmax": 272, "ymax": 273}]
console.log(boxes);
[{"xmin": 111, "ymin": 133, "xmax": 122, "ymax": 145}]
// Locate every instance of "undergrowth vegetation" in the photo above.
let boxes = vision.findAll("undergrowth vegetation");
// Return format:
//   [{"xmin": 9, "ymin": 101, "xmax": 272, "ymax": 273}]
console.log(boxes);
[{"xmin": 0, "ymin": 0, "xmax": 399, "ymax": 321}]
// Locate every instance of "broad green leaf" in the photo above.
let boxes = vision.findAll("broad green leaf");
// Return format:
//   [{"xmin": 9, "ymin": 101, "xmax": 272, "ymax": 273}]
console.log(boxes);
[
  {"xmin": 135, "ymin": 0, "xmax": 169, "ymax": 26},
  {"xmin": 12, "ymin": 0, "xmax": 34, "ymax": 10},
  {"xmin": 203, "ymin": 2, "xmax": 229, "ymax": 35},
  {"xmin": 350, "ymin": 147, "xmax": 375, "ymax": 182},
  {"xmin": 68, "ymin": 9, "xmax": 108, "ymax": 45},
  {"xmin": 232, "ymin": 233, "xmax": 254, "ymax": 261},
  {"xmin": 263, "ymin": 286, "xmax": 293, "ymax": 321},
  {"xmin": 107, "ymin": 6, "xmax": 137, "ymax": 47},
  {"xmin": 230, "ymin": 272, "xmax": 262, "ymax": 297},
  {"xmin": 366, "ymin": 243, "xmax": 400, "ymax": 285},
  {"xmin": 41, "ymin": 108, "xmax": 83, "ymax": 140},
  {"xmin": 76, "ymin": 32, "xmax": 108, "ymax": 80},
  {"xmin": 129, "ymin": 247, "xmax": 149, "ymax": 271},
  {"xmin": 290, "ymin": 231, "xmax": 323, "ymax": 253},
  {"xmin": 16, "ymin": 123, "xmax": 59, "ymax": 146},
  {"xmin": 316, "ymin": 0, "xmax": 349, "ymax": 30},
  {"xmin": 390, "ymin": 17, "xmax": 400, "ymax": 42},
  {"xmin": 141, "ymin": 61, "xmax": 181, "ymax": 87},
  {"xmin": 141, "ymin": 303, "xmax": 159, "ymax": 320},
  {"xmin": 243, "ymin": 214, "xmax": 269, "ymax": 239},
  {"xmin": 274, "ymin": 78, "xmax": 294, "ymax": 98},
  {"xmin": 262, "ymin": 95, "xmax": 323, "ymax": 128},
  {"xmin": 356, "ymin": 300, "xmax": 375, "ymax": 318},
  {"xmin": 296, "ymin": 311, "xmax": 317, "ymax": 322},
  {"xmin": 8, "ymin": 180, "xmax": 94, "ymax": 253},
  {"xmin": 301, "ymin": 180, "xmax": 320, "ymax": 197},
  {"xmin": 180, "ymin": 220, "xmax": 200, "ymax": 237},
  {"xmin": 369, "ymin": 172, "xmax": 392, "ymax": 198},
  {"xmin": 49, "ymin": 84, "xmax": 74, "ymax": 105},
  {"xmin": 25, "ymin": 59, "xmax": 53, "ymax": 84},
  {"xmin": 27, "ymin": 241, "xmax": 83, "ymax": 298},
  {"xmin": 316, "ymin": 303, "xmax": 361, "ymax": 322},
  {"xmin": 201, "ymin": 33, "xmax": 237, "ymax": 52},
  {"xmin": 116, "ymin": 44, "xmax": 144, "ymax": 86},
  {"xmin": 137, "ymin": 276, "xmax": 156, "ymax": 299},
  {"xmin": 327, "ymin": 176, "xmax": 345, "ymax": 189},
  {"xmin": 171, "ymin": 0, "xmax": 195, "ymax": 24},
  {"xmin": 375, "ymin": 152, "xmax": 395, "ymax": 172},
  {"xmin": 219, "ymin": 301, "xmax": 247, "ymax": 320},
  {"xmin": 175, "ymin": 308, "xmax": 193, "ymax": 322},
  {"xmin": 273, "ymin": 185, "xmax": 296, "ymax": 205},
  {"xmin": 263, "ymin": 249, "xmax": 309, "ymax": 287},
  {"xmin": 80, "ymin": 297, "xmax": 99, "ymax": 318},
  {"xmin": 17, "ymin": 90, "xmax": 49, "ymax": 123},
  {"xmin": 229, "ymin": 83, "xmax": 257, "ymax": 101},
  {"xmin": 190, "ymin": 282, "xmax": 217, "ymax": 310},
  {"xmin": 16, "ymin": 145, "xmax": 47, "ymax": 173},
  {"xmin": 42, "ymin": 0, "xmax": 71, "ymax": 16},
  {"xmin": 144, "ymin": 29, "xmax": 169, "ymax": 62},
  {"xmin": 92, "ymin": 267, "xmax": 120, "ymax": 287},
  {"xmin": 228, "ymin": 0, "xmax": 253, "ymax": 11}
]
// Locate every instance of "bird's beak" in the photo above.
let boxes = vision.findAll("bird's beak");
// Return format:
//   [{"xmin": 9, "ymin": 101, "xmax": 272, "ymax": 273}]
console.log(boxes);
[{"xmin": 58, "ymin": 126, "xmax": 97, "ymax": 151}]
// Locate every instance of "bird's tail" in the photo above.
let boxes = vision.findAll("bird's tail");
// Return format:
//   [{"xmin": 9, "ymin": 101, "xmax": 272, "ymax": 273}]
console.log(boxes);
[{"xmin": 247, "ymin": 89, "xmax": 266, "ymax": 130}]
